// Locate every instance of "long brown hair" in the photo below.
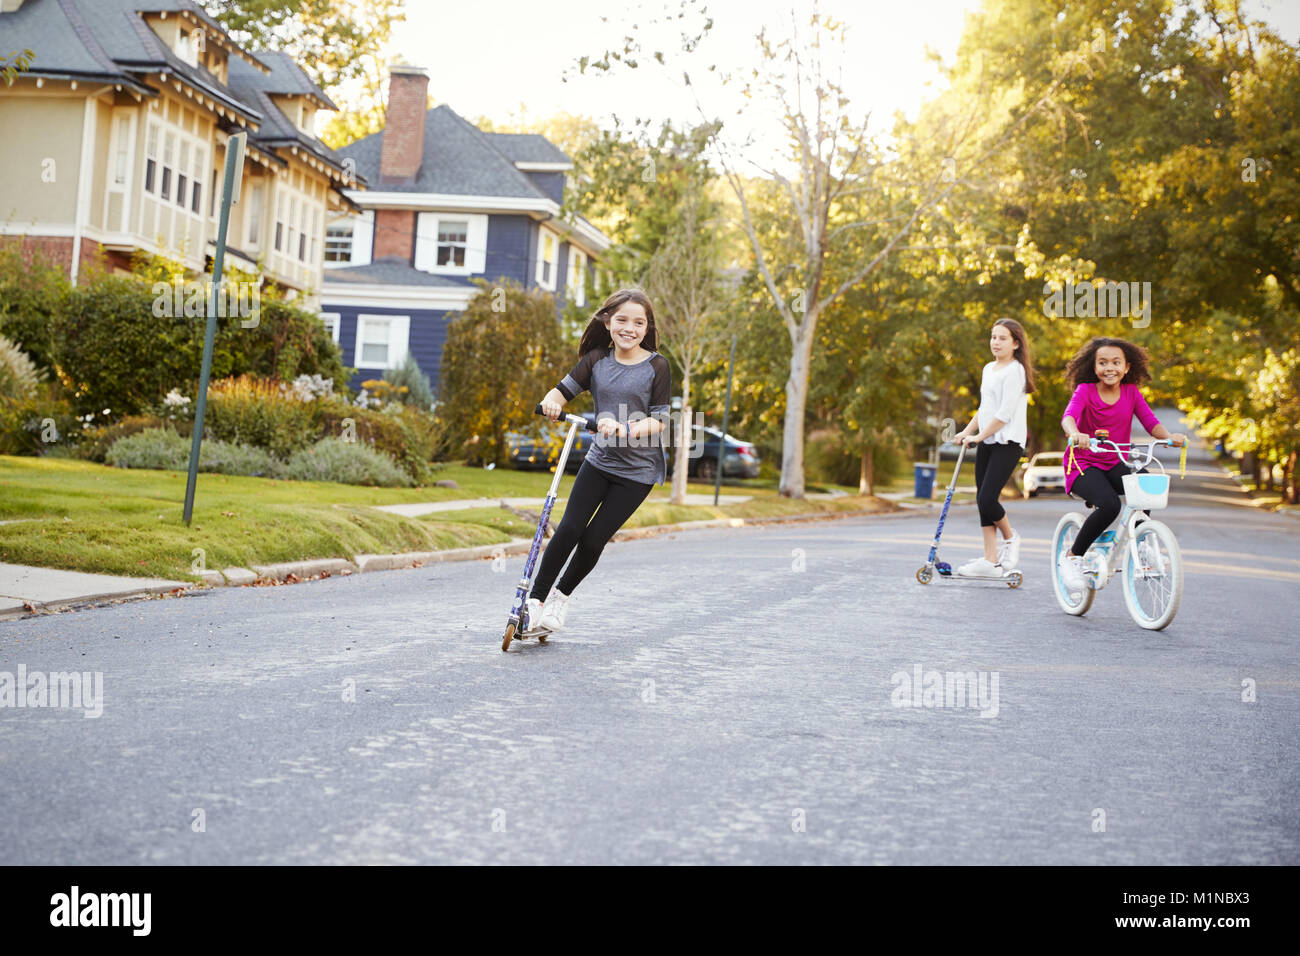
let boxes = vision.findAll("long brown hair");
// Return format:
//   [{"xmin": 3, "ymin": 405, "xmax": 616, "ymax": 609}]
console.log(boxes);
[
  {"xmin": 578, "ymin": 289, "xmax": 658, "ymax": 356},
  {"xmin": 994, "ymin": 318, "xmax": 1036, "ymax": 394},
  {"xmin": 1066, "ymin": 336, "xmax": 1152, "ymax": 388}
]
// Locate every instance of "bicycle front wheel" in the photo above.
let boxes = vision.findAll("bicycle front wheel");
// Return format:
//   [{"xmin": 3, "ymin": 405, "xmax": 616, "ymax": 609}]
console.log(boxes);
[
  {"xmin": 1051, "ymin": 512, "xmax": 1094, "ymax": 616},
  {"xmin": 1123, "ymin": 519, "xmax": 1183, "ymax": 630}
]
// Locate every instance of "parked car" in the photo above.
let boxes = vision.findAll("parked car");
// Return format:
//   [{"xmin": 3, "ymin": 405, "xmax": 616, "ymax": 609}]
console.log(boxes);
[
  {"xmin": 672, "ymin": 426, "xmax": 761, "ymax": 480},
  {"xmin": 506, "ymin": 413, "xmax": 596, "ymax": 472},
  {"xmin": 1021, "ymin": 451, "xmax": 1066, "ymax": 497}
]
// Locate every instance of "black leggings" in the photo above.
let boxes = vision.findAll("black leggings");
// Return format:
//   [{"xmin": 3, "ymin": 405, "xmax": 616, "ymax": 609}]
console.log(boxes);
[
  {"xmin": 1070, "ymin": 462, "xmax": 1147, "ymax": 555},
  {"xmin": 530, "ymin": 460, "xmax": 654, "ymax": 599},
  {"xmin": 974, "ymin": 442, "xmax": 1022, "ymax": 527}
]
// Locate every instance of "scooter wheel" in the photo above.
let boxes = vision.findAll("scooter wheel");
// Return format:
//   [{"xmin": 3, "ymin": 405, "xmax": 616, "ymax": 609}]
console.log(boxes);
[
  {"xmin": 501, "ymin": 622, "xmax": 516, "ymax": 652},
  {"xmin": 1007, "ymin": 571, "xmax": 1023, "ymax": 589},
  {"xmin": 916, "ymin": 566, "xmax": 933, "ymax": 585}
]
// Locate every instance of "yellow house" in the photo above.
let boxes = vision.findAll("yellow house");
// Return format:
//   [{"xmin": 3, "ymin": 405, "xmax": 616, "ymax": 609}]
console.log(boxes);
[{"xmin": 0, "ymin": 0, "xmax": 359, "ymax": 305}]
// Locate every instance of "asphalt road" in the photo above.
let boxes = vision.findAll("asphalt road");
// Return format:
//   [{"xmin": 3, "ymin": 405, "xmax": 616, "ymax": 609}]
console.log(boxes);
[{"xmin": 1, "ymin": 424, "xmax": 1296, "ymax": 864}]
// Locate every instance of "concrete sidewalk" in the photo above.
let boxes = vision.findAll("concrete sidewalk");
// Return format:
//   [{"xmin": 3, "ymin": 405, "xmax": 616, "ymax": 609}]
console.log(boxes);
[{"xmin": 0, "ymin": 562, "xmax": 190, "ymax": 618}]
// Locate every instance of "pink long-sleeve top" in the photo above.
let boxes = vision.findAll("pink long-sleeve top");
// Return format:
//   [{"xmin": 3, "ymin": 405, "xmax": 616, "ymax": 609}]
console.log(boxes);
[{"xmin": 1061, "ymin": 383, "xmax": 1162, "ymax": 493}]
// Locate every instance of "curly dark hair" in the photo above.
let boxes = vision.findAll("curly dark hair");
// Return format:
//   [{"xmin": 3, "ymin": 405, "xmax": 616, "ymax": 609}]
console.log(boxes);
[
  {"xmin": 578, "ymin": 289, "xmax": 658, "ymax": 356},
  {"xmin": 1066, "ymin": 337, "xmax": 1152, "ymax": 388}
]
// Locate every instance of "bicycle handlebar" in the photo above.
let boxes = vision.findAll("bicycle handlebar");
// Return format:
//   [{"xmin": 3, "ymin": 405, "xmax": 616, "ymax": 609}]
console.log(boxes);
[{"xmin": 1067, "ymin": 437, "xmax": 1188, "ymax": 478}]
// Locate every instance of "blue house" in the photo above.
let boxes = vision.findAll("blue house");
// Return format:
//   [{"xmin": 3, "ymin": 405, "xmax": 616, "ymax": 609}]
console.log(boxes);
[{"xmin": 320, "ymin": 65, "xmax": 610, "ymax": 396}]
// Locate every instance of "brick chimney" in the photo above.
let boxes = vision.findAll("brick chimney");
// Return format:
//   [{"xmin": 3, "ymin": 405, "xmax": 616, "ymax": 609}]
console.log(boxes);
[{"xmin": 379, "ymin": 65, "xmax": 429, "ymax": 185}]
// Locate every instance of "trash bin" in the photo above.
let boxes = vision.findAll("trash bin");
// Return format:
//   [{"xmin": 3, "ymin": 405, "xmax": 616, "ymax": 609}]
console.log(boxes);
[{"xmin": 913, "ymin": 462, "xmax": 937, "ymax": 499}]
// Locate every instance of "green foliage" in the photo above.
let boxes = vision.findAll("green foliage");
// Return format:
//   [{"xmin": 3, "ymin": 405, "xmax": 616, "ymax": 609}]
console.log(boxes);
[
  {"xmin": 105, "ymin": 427, "xmax": 281, "ymax": 478},
  {"xmin": 316, "ymin": 400, "xmax": 444, "ymax": 484},
  {"xmin": 75, "ymin": 414, "xmax": 175, "ymax": 463},
  {"xmin": 381, "ymin": 353, "xmax": 436, "ymax": 409},
  {"xmin": 47, "ymin": 260, "xmax": 349, "ymax": 418},
  {"xmin": 0, "ymin": 383, "xmax": 79, "ymax": 456},
  {"xmin": 1, "ymin": 48, "xmax": 35, "ymax": 86},
  {"xmin": 440, "ymin": 281, "xmax": 569, "ymax": 465},
  {"xmin": 0, "ymin": 243, "xmax": 67, "ymax": 372},
  {"xmin": 283, "ymin": 437, "xmax": 411, "ymax": 487},
  {"xmin": 203, "ymin": 375, "xmax": 318, "ymax": 459},
  {"xmin": 0, "ymin": 333, "xmax": 40, "ymax": 401}
]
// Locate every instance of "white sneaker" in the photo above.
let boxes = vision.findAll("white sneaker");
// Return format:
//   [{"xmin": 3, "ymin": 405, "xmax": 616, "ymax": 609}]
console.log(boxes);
[
  {"xmin": 957, "ymin": 557, "xmax": 1002, "ymax": 578},
  {"xmin": 522, "ymin": 597, "xmax": 545, "ymax": 632},
  {"xmin": 998, "ymin": 530, "xmax": 1021, "ymax": 569},
  {"xmin": 1058, "ymin": 551, "xmax": 1087, "ymax": 591},
  {"xmin": 539, "ymin": 591, "xmax": 570, "ymax": 631}
]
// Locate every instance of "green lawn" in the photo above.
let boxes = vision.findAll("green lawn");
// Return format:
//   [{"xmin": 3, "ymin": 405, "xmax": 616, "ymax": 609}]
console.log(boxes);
[{"xmin": 0, "ymin": 456, "xmax": 895, "ymax": 581}]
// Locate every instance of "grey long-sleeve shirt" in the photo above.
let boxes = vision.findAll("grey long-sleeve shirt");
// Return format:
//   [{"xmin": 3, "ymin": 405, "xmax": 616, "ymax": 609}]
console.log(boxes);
[{"xmin": 557, "ymin": 347, "xmax": 672, "ymax": 485}]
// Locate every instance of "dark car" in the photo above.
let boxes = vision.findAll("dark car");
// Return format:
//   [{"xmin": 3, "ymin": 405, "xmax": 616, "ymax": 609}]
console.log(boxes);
[
  {"xmin": 506, "ymin": 413, "xmax": 596, "ymax": 472},
  {"xmin": 673, "ymin": 426, "xmax": 761, "ymax": 480}
]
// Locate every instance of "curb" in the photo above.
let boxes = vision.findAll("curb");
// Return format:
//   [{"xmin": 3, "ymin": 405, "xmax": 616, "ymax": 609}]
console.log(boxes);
[
  {"xmin": 1, "ymin": 500, "xmax": 914, "ymax": 619},
  {"xmin": 195, "ymin": 502, "xmax": 908, "ymax": 585}
]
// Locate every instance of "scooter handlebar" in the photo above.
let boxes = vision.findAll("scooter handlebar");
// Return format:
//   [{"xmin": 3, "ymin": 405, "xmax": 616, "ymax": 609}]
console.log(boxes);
[{"xmin": 535, "ymin": 404, "xmax": 597, "ymax": 430}]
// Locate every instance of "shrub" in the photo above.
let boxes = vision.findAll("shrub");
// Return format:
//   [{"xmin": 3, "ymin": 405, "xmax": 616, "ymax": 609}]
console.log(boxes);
[
  {"xmin": 0, "ymin": 383, "xmax": 79, "ymax": 456},
  {"xmin": 0, "ymin": 243, "xmax": 66, "ymax": 372},
  {"xmin": 317, "ymin": 400, "xmax": 444, "ymax": 483},
  {"xmin": 203, "ymin": 375, "xmax": 318, "ymax": 459},
  {"xmin": 48, "ymin": 260, "xmax": 351, "ymax": 419},
  {"xmin": 381, "ymin": 353, "xmax": 436, "ymax": 410},
  {"xmin": 283, "ymin": 437, "xmax": 411, "ymax": 487},
  {"xmin": 105, "ymin": 427, "xmax": 282, "ymax": 477},
  {"xmin": 0, "ymin": 333, "xmax": 41, "ymax": 400},
  {"xmin": 76, "ymin": 414, "xmax": 177, "ymax": 463}
]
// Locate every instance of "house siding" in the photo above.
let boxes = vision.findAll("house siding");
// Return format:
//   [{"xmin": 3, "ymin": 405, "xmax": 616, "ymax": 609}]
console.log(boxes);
[
  {"xmin": 334, "ymin": 304, "xmax": 455, "ymax": 396},
  {"xmin": 483, "ymin": 214, "xmax": 532, "ymax": 287}
]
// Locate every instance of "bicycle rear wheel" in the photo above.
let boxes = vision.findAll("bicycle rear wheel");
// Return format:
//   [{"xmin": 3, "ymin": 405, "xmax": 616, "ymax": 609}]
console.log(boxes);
[
  {"xmin": 1123, "ymin": 519, "xmax": 1182, "ymax": 630},
  {"xmin": 1052, "ymin": 512, "xmax": 1094, "ymax": 616}
]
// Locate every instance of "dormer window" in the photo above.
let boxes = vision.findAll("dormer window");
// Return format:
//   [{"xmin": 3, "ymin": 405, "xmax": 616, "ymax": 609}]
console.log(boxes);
[{"xmin": 176, "ymin": 27, "xmax": 201, "ymax": 68}]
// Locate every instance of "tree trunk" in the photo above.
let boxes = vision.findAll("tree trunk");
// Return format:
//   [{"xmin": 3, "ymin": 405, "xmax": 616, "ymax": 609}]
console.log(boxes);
[
  {"xmin": 1287, "ymin": 448, "xmax": 1299, "ymax": 504},
  {"xmin": 779, "ymin": 325, "xmax": 815, "ymax": 498},
  {"xmin": 670, "ymin": 368, "xmax": 692, "ymax": 505},
  {"xmin": 859, "ymin": 445, "xmax": 873, "ymax": 496}
]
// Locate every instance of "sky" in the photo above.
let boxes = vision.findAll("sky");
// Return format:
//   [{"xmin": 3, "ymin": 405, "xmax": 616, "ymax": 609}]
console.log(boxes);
[{"xmin": 385, "ymin": 0, "xmax": 1300, "ymax": 156}]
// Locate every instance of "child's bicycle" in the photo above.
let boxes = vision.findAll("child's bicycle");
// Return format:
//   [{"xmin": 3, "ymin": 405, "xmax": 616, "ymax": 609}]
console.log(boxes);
[{"xmin": 1050, "ymin": 432, "xmax": 1188, "ymax": 630}]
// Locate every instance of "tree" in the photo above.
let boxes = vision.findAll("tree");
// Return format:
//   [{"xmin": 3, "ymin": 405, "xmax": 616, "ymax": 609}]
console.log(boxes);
[
  {"xmin": 439, "ymin": 282, "xmax": 569, "ymax": 466},
  {"xmin": 642, "ymin": 125, "xmax": 732, "ymax": 503}
]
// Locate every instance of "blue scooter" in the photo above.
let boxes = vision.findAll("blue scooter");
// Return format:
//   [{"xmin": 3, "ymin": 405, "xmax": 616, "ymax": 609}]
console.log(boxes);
[
  {"xmin": 915, "ymin": 442, "xmax": 1023, "ymax": 588},
  {"xmin": 502, "ymin": 405, "xmax": 597, "ymax": 651}
]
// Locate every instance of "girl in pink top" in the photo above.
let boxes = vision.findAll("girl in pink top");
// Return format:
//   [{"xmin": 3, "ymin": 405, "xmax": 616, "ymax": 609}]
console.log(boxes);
[{"xmin": 1058, "ymin": 338, "xmax": 1185, "ymax": 586}]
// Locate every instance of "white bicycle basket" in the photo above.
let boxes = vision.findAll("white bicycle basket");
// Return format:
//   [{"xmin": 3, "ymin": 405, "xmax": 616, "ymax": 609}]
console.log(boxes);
[{"xmin": 1122, "ymin": 472, "xmax": 1170, "ymax": 510}]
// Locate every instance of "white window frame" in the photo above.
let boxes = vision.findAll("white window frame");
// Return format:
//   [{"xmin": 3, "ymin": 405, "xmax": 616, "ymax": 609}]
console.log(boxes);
[
  {"xmin": 104, "ymin": 109, "xmax": 136, "ymax": 232},
  {"xmin": 353, "ymin": 314, "xmax": 409, "ymax": 370},
  {"xmin": 319, "ymin": 312, "xmax": 341, "ymax": 344},
  {"xmin": 566, "ymin": 247, "xmax": 587, "ymax": 307},
  {"xmin": 535, "ymin": 226, "xmax": 558, "ymax": 291},
  {"xmin": 246, "ymin": 182, "xmax": 262, "ymax": 247},
  {"xmin": 414, "ymin": 212, "xmax": 485, "ymax": 276}
]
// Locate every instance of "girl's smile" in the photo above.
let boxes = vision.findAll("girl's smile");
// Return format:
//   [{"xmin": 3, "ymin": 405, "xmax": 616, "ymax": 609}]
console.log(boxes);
[
  {"xmin": 609, "ymin": 303, "xmax": 648, "ymax": 352},
  {"xmin": 1095, "ymin": 345, "xmax": 1128, "ymax": 386}
]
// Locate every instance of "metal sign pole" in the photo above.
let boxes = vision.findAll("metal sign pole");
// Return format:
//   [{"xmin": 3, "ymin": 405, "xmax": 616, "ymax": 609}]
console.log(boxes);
[
  {"xmin": 713, "ymin": 334, "xmax": 736, "ymax": 507},
  {"xmin": 183, "ymin": 131, "xmax": 245, "ymax": 526}
]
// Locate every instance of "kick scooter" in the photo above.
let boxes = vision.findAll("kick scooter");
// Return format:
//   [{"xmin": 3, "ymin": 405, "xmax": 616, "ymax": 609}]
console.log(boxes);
[
  {"xmin": 501, "ymin": 405, "xmax": 596, "ymax": 652},
  {"xmin": 915, "ymin": 442, "xmax": 1024, "ymax": 588}
]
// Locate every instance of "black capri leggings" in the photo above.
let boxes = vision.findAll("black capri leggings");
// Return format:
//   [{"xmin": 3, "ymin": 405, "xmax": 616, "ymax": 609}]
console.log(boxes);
[
  {"xmin": 530, "ymin": 460, "xmax": 654, "ymax": 600},
  {"xmin": 974, "ymin": 442, "xmax": 1023, "ymax": 527},
  {"xmin": 1070, "ymin": 462, "xmax": 1148, "ymax": 555}
]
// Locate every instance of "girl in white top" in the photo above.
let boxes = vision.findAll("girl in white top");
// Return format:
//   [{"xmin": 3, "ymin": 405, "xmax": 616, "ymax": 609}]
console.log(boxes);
[{"xmin": 952, "ymin": 318, "xmax": 1035, "ymax": 577}]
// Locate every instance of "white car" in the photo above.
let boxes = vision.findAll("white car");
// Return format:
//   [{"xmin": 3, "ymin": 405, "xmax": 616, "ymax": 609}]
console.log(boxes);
[{"xmin": 1022, "ymin": 451, "xmax": 1066, "ymax": 498}]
